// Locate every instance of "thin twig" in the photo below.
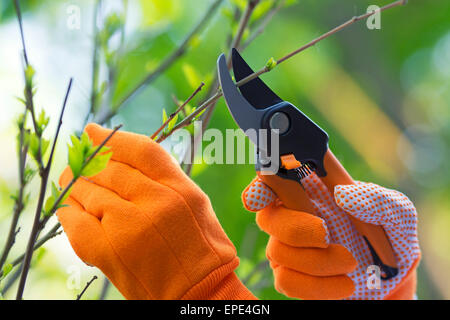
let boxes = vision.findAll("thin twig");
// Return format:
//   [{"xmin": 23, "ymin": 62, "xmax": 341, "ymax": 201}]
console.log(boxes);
[
  {"xmin": 15, "ymin": 168, "xmax": 50, "ymax": 299},
  {"xmin": 76, "ymin": 275, "xmax": 98, "ymax": 300},
  {"xmin": 93, "ymin": 0, "xmax": 224, "ymax": 124},
  {"xmin": 0, "ymin": 112, "xmax": 28, "ymax": 271},
  {"xmin": 171, "ymin": 94, "xmax": 187, "ymax": 117},
  {"xmin": 277, "ymin": 0, "xmax": 407, "ymax": 64},
  {"xmin": 46, "ymin": 78, "xmax": 73, "ymax": 171},
  {"xmin": 12, "ymin": 0, "xmax": 28, "ymax": 66},
  {"xmin": 151, "ymin": 82, "xmax": 204, "ymax": 140}
]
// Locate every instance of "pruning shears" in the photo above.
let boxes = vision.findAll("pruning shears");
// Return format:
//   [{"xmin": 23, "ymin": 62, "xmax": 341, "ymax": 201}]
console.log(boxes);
[{"xmin": 217, "ymin": 49, "xmax": 398, "ymax": 279}]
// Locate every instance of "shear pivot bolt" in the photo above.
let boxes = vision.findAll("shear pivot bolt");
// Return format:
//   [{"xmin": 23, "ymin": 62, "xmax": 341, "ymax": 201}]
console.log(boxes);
[{"xmin": 269, "ymin": 112, "xmax": 290, "ymax": 134}]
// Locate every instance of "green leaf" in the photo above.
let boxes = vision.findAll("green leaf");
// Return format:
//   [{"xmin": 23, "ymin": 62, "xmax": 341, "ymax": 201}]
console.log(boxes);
[
  {"xmin": 41, "ymin": 138, "xmax": 50, "ymax": 157},
  {"xmin": 32, "ymin": 248, "xmax": 47, "ymax": 265},
  {"xmin": 25, "ymin": 65, "xmax": 35, "ymax": 87},
  {"xmin": 24, "ymin": 166, "xmax": 36, "ymax": 184},
  {"xmin": 81, "ymin": 152, "xmax": 112, "ymax": 177},
  {"xmin": 68, "ymin": 141, "xmax": 84, "ymax": 178},
  {"xmin": 188, "ymin": 34, "xmax": 202, "ymax": 49},
  {"xmin": 162, "ymin": 108, "xmax": 168, "ymax": 124},
  {"xmin": 70, "ymin": 135, "xmax": 82, "ymax": 151},
  {"xmin": 43, "ymin": 195, "xmax": 55, "ymax": 217},
  {"xmin": 184, "ymin": 103, "xmax": 194, "ymax": 116},
  {"xmin": 80, "ymin": 132, "xmax": 93, "ymax": 154},
  {"xmin": 230, "ymin": 0, "xmax": 247, "ymax": 11},
  {"xmin": 28, "ymin": 133, "xmax": 40, "ymax": 160},
  {"xmin": 100, "ymin": 12, "xmax": 124, "ymax": 46},
  {"xmin": 1, "ymin": 264, "xmax": 13, "ymax": 280},
  {"xmin": 251, "ymin": 0, "xmax": 274, "ymax": 22},
  {"xmin": 15, "ymin": 96, "xmax": 27, "ymax": 106},
  {"xmin": 182, "ymin": 64, "xmax": 202, "ymax": 90},
  {"xmin": 51, "ymin": 181, "xmax": 60, "ymax": 200},
  {"xmin": 168, "ymin": 113, "xmax": 178, "ymax": 132},
  {"xmin": 37, "ymin": 110, "xmax": 50, "ymax": 134},
  {"xmin": 221, "ymin": 7, "xmax": 234, "ymax": 23}
]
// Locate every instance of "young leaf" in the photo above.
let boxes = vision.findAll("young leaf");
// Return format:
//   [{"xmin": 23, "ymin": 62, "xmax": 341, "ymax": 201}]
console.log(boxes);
[
  {"xmin": 162, "ymin": 108, "xmax": 168, "ymax": 124},
  {"xmin": 1, "ymin": 264, "xmax": 13, "ymax": 280},
  {"xmin": 251, "ymin": 0, "xmax": 274, "ymax": 23},
  {"xmin": 68, "ymin": 141, "xmax": 83, "ymax": 178},
  {"xmin": 50, "ymin": 181, "xmax": 60, "ymax": 200},
  {"xmin": 81, "ymin": 152, "xmax": 112, "ymax": 177},
  {"xmin": 43, "ymin": 195, "xmax": 55, "ymax": 217},
  {"xmin": 168, "ymin": 113, "xmax": 179, "ymax": 132},
  {"xmin": 41, "ymin": 138, "xmax": 50, "ymax": 157},
  {"xmin": 24, "ymin": 65, "xmax": 35, "ymax": 87},
  {"xmin": 182, "ymin": 64, "xmax": 202, "ymax": 90},
  {"xmin": 28, "ymin": 133, "xmax": 40, "ymax": 160},
  {"xmin": 37, "ymin": 110, "xmax": 50, "ymax": 134},
  {"xmin": 265, "ymin": 57, "xmax": 277, "ymax": 71}
]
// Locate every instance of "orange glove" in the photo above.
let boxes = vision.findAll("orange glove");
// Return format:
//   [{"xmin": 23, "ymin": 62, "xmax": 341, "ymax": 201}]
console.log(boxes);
[
  {"xmin": 243, "ymin": 174, "xmax": 420, "ymax": 300},
  {"xmin": 57, "ymin": 124, "xmax": 256, "ymax": 300}
]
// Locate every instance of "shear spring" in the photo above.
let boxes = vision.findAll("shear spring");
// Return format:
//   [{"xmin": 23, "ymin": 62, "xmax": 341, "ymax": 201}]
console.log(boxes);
[{"xmin": 294, "ymin": 163, "xmax": 314, "ymax": 181}]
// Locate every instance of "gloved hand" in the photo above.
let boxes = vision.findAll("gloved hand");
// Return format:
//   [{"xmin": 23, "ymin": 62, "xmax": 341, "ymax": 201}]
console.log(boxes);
[
  {"xmin": 243, "ymin": 174, "xmax": 420, "ymax": 300},
  {"xmin": 57, "ymin": 123, "xmax": 256, "ymax": 300}
]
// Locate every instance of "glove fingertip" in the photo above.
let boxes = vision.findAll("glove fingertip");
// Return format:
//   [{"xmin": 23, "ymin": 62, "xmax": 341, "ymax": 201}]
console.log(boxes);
[
  {"xmin": 84, "ymin": 123, "xmax": 104, "ymax": 137},
  {"xmin": 242, "ymin": 178, "xmax": 276, "ymax": 212}
]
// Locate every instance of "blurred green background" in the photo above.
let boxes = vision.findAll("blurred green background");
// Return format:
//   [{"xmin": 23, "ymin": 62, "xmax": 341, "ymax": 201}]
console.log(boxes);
[{"xmin": 0, "ymin": 0, "xmax": 449, "ymax": 299}]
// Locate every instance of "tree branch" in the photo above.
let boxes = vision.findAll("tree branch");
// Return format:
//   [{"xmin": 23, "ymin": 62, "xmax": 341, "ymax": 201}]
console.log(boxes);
[
  {"xmin": 46, "ymin": 78, "xmax": 73, "ymax": 171},
  {"xmin": 156, "ymin": 90, "xmax": 222, "ymax": 143},
  {"xmin": 76, "ymin": 275, "xmax": 98, "ymax": 300},
  {"xmin": 12, "ymin": 0, "xmax": 28, "ymax": 66}
]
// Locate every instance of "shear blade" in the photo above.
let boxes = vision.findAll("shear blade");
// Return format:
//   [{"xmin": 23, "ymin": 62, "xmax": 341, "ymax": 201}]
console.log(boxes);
[
  {"xmin": 217, "ymin": 53, "xmax": 264, "ymax": 147},
  {"xmin": 231, "ymin": 48, "xmax": 283, "ymax": 109}
]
